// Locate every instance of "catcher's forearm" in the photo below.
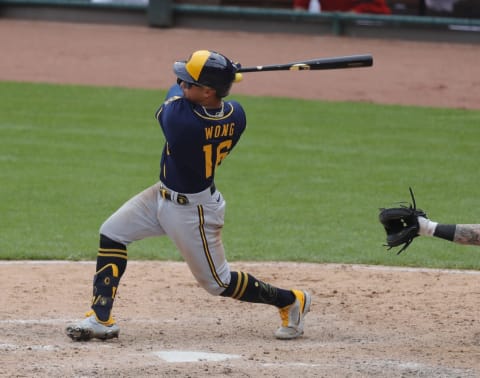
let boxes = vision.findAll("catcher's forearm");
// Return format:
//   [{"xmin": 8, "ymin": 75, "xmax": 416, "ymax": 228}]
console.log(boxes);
[
  {"xmin": 420, "ymin": 219, "xmax": 480, "ymax": 246},
  {"xmin": 432, "ymin": 223, "xmax": 480, "ymax": 246},
  {"xmin": 452, "ymin": 224, "xmax": 480, "ymax": 246}
]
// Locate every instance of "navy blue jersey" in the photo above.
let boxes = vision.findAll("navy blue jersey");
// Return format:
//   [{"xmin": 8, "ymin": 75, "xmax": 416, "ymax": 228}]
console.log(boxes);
[{"xmin": 155, "ymin": 84, "xmax": 247, "ymax": 193}]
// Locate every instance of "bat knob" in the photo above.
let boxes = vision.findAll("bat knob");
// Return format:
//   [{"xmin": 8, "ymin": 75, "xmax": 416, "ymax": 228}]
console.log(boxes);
[{"xmin": 234, "ymin": 73, "xmax": 243, "ymax": 83}]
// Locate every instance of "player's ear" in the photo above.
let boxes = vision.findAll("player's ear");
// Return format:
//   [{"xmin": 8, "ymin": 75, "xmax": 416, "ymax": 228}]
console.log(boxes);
[{"xmin": 203, "ymin": 86, "xmax": 218, "ymax": 99}]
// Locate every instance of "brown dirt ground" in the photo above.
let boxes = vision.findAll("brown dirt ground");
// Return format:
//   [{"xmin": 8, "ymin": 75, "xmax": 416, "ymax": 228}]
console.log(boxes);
[
  {"xmin": 1, "ymin": 19, "xmax": 479, "ymax": 378},
  {"xmin": 1, "ymin": 19, "xmax": 479, "ymax": 109}
]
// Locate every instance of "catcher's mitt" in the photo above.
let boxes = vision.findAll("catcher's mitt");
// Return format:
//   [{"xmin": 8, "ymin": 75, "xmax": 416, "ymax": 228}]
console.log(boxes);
[{"xmin": 379, "ymin": 187, "xmax": 427, "ymax": 254}]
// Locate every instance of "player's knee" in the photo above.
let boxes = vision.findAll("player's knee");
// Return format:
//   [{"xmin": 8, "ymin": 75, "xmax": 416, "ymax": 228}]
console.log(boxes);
[
  {"xmin": 99, "ymin": 219, "xmax": 130, "ymax": 246},
  {"xmin": 99, "ymin": 218, "xmax": 112, "ymax": 236},
  {"xmin": 195, "ymin": 275, "xmax": 230, "ymax": 296},
  {"xmin": 192, "ymin": 261, "xmax": 230, "ymax": 295},
  {"xmin": 98, "ymin": 221, "xmax": 130, "ymax": 246},
  {"xmin": 198, "ymin": 280, "xmax": 227, "ymax": 296}
]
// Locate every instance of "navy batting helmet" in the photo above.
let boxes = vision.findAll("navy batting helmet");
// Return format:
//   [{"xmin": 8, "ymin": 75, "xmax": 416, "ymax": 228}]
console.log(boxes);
[{"xmin": 173, "ymin": 50, "xmax": 240, "ymax": 98}]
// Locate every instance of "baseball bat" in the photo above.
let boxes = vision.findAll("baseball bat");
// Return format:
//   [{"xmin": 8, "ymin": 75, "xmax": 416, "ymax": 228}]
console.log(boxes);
[{"xmin": 237, "ymin": 54, "xmax": 373, "ymax": 73}]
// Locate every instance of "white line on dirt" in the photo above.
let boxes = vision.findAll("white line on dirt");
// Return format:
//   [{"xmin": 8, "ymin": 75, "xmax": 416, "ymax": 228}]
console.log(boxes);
[
  {"xmin": 344, "ymin": 263, "xmax": 480, "ymax": 275},
  {"xmin": 0, "ymin": 317, "xmax": 207, "ymax": 325},
  {"xmin": 243, "ymin": 262, "xmax": 480, "ymax": 275},
  {"xmin": 0, "ymin": 260, "xmax": 94, "ymax": 265},
  {"xmin": 0, "ymin": 260, "xmax": 478, "ymax": 275},
  {"xmin": 0, "ymin": 343, "xmax": 59, "ymax": 351},
  {"xmin": 0, "ymin": 318, "xmax": 71, "ymax": 324}
]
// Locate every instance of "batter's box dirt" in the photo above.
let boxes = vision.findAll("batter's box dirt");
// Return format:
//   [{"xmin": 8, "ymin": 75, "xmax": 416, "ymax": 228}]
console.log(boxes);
[{"xmin": 1, "ymin": 261, "xmax": 479, "ymax": 377}]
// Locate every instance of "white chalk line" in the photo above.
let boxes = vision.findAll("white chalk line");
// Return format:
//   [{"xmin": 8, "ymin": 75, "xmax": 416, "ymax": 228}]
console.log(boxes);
[
  {"xmin": 0, "ymin": 318, "xmax": 71, "ymax": 325},
  {"xmin": 0, "ymin": 260, "xmax": 95, "ymax": 265},
  {"xmin": 0, "ymin": 318, "xmax": 198, "ymax": 326},
  {"xmin": 0, "ymin": 343, "xmax": 59, "ymax": 352},
  {"xmin": 243, "ymin": 261, "xmax": 480, "ymax": 275},
  {"xmin": 0, "ymin": 260, "xmax": 479, "ymax": 275}
]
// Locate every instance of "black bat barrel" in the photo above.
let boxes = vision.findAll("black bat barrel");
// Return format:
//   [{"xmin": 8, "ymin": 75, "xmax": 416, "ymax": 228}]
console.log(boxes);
[{"xmin": 238, "ymin": 54, "xmax": 373, "ymax": 73}]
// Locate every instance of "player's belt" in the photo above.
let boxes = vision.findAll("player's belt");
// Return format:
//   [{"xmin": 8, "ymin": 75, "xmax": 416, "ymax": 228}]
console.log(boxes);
[{"xmin": 160, "ymin": 184, "xmax": 216, "ymax": 205}]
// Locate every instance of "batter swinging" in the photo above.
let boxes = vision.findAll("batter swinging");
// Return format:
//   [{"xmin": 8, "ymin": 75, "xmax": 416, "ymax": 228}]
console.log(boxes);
[{"xmin": 66, "ymin": 50, "xmax": 311, "ymax": 341}]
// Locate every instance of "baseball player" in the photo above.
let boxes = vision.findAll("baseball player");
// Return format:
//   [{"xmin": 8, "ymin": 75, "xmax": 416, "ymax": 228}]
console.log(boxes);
[{"xmin": 66, "ymin": 50, "xmax": 311, "ymax": 342}]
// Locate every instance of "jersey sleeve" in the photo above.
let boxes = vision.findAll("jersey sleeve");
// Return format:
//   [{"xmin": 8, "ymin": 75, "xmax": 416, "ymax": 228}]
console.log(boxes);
[
  {"xmin": 156, "ymin": 96, "xmax": 197, "ymax": 149},
  {"xmin": 165, "ymin": 83, "xmax": 183, "ymax": 100},
  {"xmin": 154, "ymin": 84, "xmax": 183, "ymax": 120},
  {"xmin": 228, "ymin": 100, "xmax": 247, "ymax": 149}
]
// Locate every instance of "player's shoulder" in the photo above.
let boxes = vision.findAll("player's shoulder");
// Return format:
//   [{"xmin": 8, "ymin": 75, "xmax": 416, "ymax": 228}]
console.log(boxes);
[
  {"xmin": 225, "ymin": 99, "xmax": 243, "ymax": 108},
  {"xmin": 225, "ymin": 99, "xmax": 245, "ymax": 116},
  {"xmin": 163, "ymin": 95, "xmax": 183, "ymax": 107},
  {"xmin": 156, "ymin": 96, "xmax": 191, "ymax": 121},
  {"xmin": 162, "ymin": 95, "xmax": 193, "ymax": 114}
]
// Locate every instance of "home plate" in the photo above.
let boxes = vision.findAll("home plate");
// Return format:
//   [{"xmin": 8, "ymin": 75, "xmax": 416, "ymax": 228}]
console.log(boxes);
[{"xmin": 153, "ymin": 350, "xmax": 241, "ymax": 363}]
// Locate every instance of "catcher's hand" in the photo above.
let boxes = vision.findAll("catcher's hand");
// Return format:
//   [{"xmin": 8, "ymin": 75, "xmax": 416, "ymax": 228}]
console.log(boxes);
[{"xmin": 379, "ymin": 187, "xmax": 427, "ymax": 254}]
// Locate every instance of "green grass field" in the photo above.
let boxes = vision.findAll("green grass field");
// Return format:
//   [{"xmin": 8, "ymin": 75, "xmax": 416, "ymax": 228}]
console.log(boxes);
[{"xmin": 1, "ymin": 81, "xmax": 479, "ymax": 269}]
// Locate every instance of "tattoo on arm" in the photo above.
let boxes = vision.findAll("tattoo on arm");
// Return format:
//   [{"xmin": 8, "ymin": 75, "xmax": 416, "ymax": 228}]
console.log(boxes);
[{"xmin": 454, "ymin": 225, "xmax": 480, "ymax": 245}]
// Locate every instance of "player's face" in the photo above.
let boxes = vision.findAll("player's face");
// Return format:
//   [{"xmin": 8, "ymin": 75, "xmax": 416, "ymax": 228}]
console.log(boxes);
[{"xmin": 179, "ymin": 80, "xmax": 217, "ymax": 105}]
